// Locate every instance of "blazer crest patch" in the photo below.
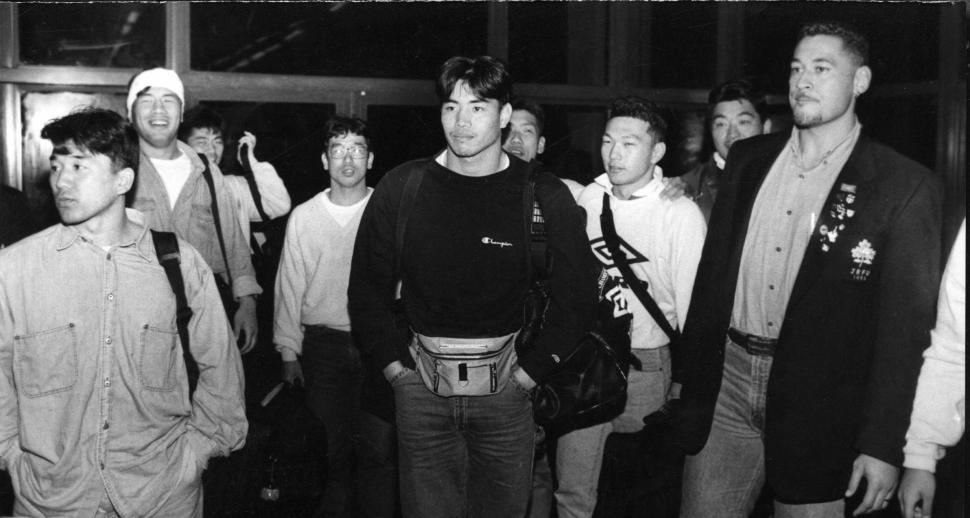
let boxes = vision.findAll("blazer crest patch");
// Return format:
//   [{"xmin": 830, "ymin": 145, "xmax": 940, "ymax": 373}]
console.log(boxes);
[{"xmin": 849, "ymin": 239, "xmax": 876, "ymax": 281}]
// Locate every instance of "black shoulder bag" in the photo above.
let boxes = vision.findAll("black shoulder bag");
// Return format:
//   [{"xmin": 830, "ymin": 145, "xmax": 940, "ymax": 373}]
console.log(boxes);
[{"xmin": 524, "ymin": 173, "xmax": 636, "ymax": 436}]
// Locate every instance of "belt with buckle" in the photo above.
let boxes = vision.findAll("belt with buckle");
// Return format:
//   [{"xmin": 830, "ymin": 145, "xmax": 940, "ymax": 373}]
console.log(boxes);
[{"xmin": 727, "ymin": 328, "xmax": 777, "ymax": 356}]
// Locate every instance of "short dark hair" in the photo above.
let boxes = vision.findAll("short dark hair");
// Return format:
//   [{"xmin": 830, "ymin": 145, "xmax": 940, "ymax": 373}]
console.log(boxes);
[
  {"xmin": 323, "ymin": 116, "xmax": 370, "ymax": 150},
  {"xmin": 798, "ymin": 20, "xmax": 869, "ymax": 67},
  {"xmin": 510, "ymin": 98, "xmax": 546, "ymax": 136},
  {"xmin": 607, "ymin": 96, "xmax": 668, "ymax": 143},
  {"xmin": 179, "ymin": 105, "xmax": 226, "ymax": 141},
  {"xmin": 708, "ymin": 79, "xmax": 768, "ymax": 123},
  {"xmin": 42, "ymin": 107, "xmax": 139, "ymax": 173},
  {"xmin": 435, "ymin": 56, "xmax": 512, "ymax": 106}
]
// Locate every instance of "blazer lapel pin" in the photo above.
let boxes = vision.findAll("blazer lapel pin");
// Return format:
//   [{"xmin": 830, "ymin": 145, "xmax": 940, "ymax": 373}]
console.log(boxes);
[{"xmin": 817, "ymin": 183, "xmax": 858, "ymax": 252}]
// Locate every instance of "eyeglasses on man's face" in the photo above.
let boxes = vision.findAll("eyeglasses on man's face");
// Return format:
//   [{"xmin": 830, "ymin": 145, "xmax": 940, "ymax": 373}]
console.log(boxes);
[{"xmin": 329, "ymin": 145, "xmax": 369, "ymax": 160}]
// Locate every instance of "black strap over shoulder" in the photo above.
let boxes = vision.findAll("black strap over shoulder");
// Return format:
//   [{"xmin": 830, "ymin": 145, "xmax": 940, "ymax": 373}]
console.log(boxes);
[
  {"xmin": 151, "ymin": 230, "xmax": 199, "ymax": 398},
  {"xmin": 199, "ymin": 154, "xmax": 234, "ymax": 288},
  {"xmin": 238, "ymin": 145, "xmax": 271, "ymax": 224},
  {"xmin": 394, "ymin": 168, "xmax": 426, "ymax": 279},
  {"xmin": 238, "ymin": 146, "xmax": 277, "ymax": 259},
  {"xmin": 524, "ymin": 164, "xmax": 549, "ymax": 281},
  {"xmin": 599, "ymin": 193, "xmax": 680, "ymax": 344}
]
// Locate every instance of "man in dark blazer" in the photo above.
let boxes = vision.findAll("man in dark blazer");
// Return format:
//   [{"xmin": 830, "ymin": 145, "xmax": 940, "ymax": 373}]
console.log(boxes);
[{"xmin": 674, "ymin": 21, "xmax": 943, "ymax": 518}]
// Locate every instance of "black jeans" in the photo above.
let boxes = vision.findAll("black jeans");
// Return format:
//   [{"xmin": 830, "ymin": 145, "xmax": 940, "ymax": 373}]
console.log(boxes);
[{"xmin": 302, "ymin": 326, "xmax": 397, "ymax": 518}]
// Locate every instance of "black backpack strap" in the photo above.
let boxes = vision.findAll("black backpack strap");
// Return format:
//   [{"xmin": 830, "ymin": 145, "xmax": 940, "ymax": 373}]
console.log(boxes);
[
  {"xmin": 199, "ymin": 154, "xmax": 234, "ymax": 289},
  {"xmin": 525, "ymin": 165, "xmax": 549, "ymax": 280},
  {"xmin": 152, "ymin": 230, "xmax": 199, "ymax": 398},
  {"xmin": 600, "ymin": 193, "xmax": 680, "ymax": 344},
  {"xmin": 237, "ymin": 146, "xmax": 273, "ymax": 256},
  {"xmin": 394, "ymin": 168, "xmax": 425, "ymax": 280}
]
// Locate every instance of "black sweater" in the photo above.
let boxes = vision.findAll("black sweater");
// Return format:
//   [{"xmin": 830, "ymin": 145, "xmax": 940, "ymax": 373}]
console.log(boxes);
[{"xmin": 349, "ymin": 154, "xmax": 598, "ymax": 383}]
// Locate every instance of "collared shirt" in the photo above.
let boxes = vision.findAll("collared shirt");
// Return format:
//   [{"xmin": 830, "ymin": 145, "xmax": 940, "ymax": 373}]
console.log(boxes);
[
  {"xmin": 712, "ymin": 151, "xmax": 726, "ymax": 170},
  {"xmin": 274, "ymin": 189, "xmax": 372, "ymax": 361},
  {"xmin": 578, "ymin": 167, "xmax": 707, "ymax": 349},
  {"xmin": 732, "ymin": 121, "xmax": 862, "ymax": 338},
  {"xmin": 132, "ymin": 141, "xmax": 261, "ymax": 299},
  {"xmin": 0, "ymin": 210, "xmax": 247, "ymax": 517}
]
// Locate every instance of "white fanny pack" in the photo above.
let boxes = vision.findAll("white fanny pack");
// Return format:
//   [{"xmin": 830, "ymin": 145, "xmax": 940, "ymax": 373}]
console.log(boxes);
[{"xmin": 411, "ymin": 332, "xmax": 518, "ymax": 397}]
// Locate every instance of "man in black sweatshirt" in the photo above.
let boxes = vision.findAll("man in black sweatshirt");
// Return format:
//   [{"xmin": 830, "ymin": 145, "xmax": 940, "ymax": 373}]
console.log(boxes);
[{"xmin": 349, "ymin": 56, "xmax": 598, "ymax": 518}]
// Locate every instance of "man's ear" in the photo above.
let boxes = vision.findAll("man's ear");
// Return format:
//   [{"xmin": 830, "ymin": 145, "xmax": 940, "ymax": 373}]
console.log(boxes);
[
  {"xmin": 116, "ymin": 167, "xmax": 135, "ymax": 196},
  {"xmin": 537, "ymin": 136, "xmax": 546, "ymax": 156},
  {"xmin": 652, "ymin": 142, "xmax": 667, "ymax": 165},
  {"xmin": 853, "ymin": 66, "xmax": 872, "ymax": 97},
  {"xmin": 763, "ymin": 118, "xmax": 773, "ymax": 134},
  {"xmin": 500, "ymin": 102, "xmax": 512, "ymax": 129},
  {"xmin": 321, "ymin": 153, "xmax": 330, "ymax": 171},
  {"xmin": 367, "ymin": 152, "xmax": 375, "ymax": 170}
]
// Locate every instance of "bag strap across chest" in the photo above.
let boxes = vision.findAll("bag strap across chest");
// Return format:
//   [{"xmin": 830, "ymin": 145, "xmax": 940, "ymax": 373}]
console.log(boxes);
[
  {"xmin": 599, "ymin": 193, "xmax": 679, "ymax": 344},
  {"xmin": 198, "ymin": 154, "xmax": 234, "ymax": 288},
  {"xmin": 151, "ymin": 230, "xmax": 199, "ymax": 399}
]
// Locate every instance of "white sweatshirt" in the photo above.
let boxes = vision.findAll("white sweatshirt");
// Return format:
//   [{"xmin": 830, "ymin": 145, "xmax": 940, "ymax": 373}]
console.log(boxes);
[
  {"xmin": 273, "ymin": 189, "xmax": 372, "ymax": 361},
  {"xmin": 903, "ymin": 219, "xmax": 966, "ymax": 472},
  {"xmin": 577, "ymin": 168, "xmax": 706, "ymax": 349}
]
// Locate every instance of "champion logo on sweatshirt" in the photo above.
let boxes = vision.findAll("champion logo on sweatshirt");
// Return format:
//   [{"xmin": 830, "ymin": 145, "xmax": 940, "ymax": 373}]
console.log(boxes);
[{"xmin": 481, "ymin": 237, "xmax": 513, "ymax": 248}]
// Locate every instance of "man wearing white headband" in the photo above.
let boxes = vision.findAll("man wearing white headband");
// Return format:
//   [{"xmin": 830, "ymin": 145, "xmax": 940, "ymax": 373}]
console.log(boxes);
[{"xmin": 127, "ymin": 68, "xmax": 260, "ymax": 354}]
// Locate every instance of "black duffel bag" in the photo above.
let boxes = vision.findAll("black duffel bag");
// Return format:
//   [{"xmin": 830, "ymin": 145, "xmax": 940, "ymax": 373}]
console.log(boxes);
[
  {"xmin": 517, "ymin": 171, "xmax": 636, "ymax": 436},
  {"xmin": 531, "ymin": 269, "xmax": 634, "ymax": 435}
]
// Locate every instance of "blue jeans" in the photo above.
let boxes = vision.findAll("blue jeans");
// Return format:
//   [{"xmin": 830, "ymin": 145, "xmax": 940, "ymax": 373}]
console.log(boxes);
[
  {"xmin": 555, "ymin": 347, "xmax": 671, "ymax": 518},
  {"xmin": 680, "ymin": 335, "xmax": 845, "ymax": 518},
  {"xmin": 527, "ymin": 446, "xmax": 553, "ymax": 518},
  {"xmin": 392, "ymin": 367, "xmax": 536, "ymax": 518}
]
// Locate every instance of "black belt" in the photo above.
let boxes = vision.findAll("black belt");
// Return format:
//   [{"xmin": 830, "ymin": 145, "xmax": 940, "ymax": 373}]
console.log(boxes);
[{"xmin": 727, "ymin": 328, "xmax": 776, "ymax": 357}]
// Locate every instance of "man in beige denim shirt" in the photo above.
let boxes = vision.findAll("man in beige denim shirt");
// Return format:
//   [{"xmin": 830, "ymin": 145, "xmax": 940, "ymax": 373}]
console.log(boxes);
[
  {"xmin": 0, "ymin": 108, "xmax": 246, "ymax": 517},
  {"xmin": 128, "ymin": 68, "xmax": 261, "ymax": 354}
]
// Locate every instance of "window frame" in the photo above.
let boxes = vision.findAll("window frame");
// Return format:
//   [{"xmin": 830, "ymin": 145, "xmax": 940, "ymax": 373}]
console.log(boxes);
[{"xmin": 0, "ymin": 1, "xmax": 962, "ymax": 233}]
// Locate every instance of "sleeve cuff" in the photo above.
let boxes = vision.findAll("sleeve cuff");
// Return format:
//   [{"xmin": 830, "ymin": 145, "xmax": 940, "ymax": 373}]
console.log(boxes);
[
  {"xmin": 278, "ymin": 347, "xmax": 298, "ymax": 362},
  {"xmin": 232, "ymin": 275, "xmax": 263, "ymax": 298},
  {"xmin": 0, "ymin": 447, "xmax": 19, "ymax": 472},
  {"xmin": 903, "ymin": 441, "xmax": 944, "ymax": 473},
  {"xmin": 184, "ymin": 429, "xmax": 221, "ymax": 469},
  {"xmin": 903, "ymin": 454, "xmax": 939, "ymax": 473}
]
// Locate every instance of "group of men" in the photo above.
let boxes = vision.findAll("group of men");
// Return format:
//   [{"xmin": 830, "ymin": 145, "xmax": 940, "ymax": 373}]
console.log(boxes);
[{"xmin": 0, "ymin": 18, "xmax": 962, "ymax": 518}]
